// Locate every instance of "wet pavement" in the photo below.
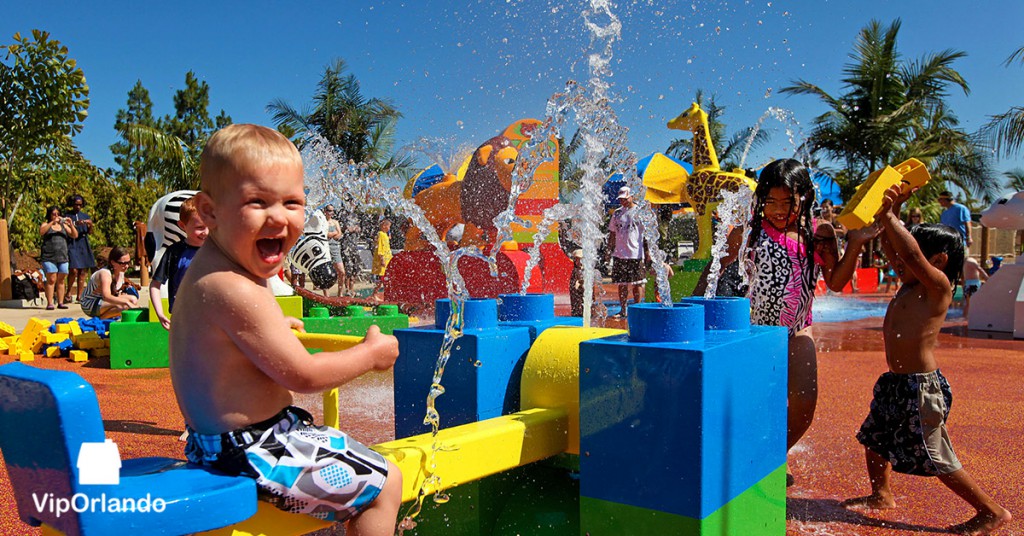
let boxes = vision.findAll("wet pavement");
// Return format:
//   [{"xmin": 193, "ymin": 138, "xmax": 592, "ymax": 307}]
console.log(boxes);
[{"xmin": 0, "ymin": 292, "xmax": 1020, "ymax": 535}]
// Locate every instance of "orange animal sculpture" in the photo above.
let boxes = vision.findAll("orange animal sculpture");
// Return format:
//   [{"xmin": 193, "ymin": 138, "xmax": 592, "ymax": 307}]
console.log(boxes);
[{"xmin": 404, "ymin": 119, "xmax": 545, "ymax": 251}]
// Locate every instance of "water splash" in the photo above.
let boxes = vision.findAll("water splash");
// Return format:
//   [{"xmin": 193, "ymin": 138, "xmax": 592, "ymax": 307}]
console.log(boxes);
[
  {"xmin": 704, "ymin": 187, "xmax": 754, "ymax": 298},
  {"xmin": 738, "ymin": 106, "xmax": 810, "ymax": 170},
  {"xmin": 300, "ymin": 135, "xmax": 488, "ymax": 530}
]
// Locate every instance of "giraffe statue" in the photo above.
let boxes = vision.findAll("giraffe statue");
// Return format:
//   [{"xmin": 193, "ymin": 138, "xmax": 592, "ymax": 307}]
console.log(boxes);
[{"xmin": 667, "ymin": 102, "xmax": 757, "ymax": 260}]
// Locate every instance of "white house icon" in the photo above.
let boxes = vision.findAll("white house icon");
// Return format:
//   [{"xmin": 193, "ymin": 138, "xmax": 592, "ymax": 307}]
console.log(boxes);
[{"xmin": 77, "ymin": 439, "xmax": 122, "ymax": 485}]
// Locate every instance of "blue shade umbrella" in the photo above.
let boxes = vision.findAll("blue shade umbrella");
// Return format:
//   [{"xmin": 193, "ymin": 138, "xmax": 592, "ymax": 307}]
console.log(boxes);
[
  {"xmin": 603, "ymin": 173, "xmax": 626, "ymax": 208},
  {"xmin": 404, "ymin": 164, "xmax": 447, "ymax": 198},
  {"xmin": 637, "ymin": 153, "xmax": 693, "ymax": 204}
]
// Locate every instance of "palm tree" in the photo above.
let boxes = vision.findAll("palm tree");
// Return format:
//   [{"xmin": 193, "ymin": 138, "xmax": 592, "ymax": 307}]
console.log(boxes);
[
  {"xmin": 1005, "ymin": 168, "xmax": 1024, "ymax": 192},
  {"xmin": 979, "ymin": 46, "xmax": 1024, "ymax": 157},
  {"xmin": 116, "ymin": 123, "xmax": 195, "ymax": 190},
  {"xmin": 781, "ymin": 19, "xmax": 994, "ymax": 201},
  {"xmin": 267, "ymin": 58, "xmax": 412, "ymax": 178},
  {"xmin": 665, "ymin": 90, "xmax": 771, "ymax": 171}
]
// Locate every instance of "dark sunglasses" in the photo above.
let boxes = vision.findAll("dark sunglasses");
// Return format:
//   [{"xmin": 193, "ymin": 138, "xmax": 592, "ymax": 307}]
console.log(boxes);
[{"xmin": 111, "ymin": 258, "xmax": 131, "ymax": 266}]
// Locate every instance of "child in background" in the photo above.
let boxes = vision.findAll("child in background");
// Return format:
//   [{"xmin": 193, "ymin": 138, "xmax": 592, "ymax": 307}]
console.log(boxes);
[
  {"xmin": 843, "ymin": 185, "xmax": 1010, "ymax": 535},
  {"xmin": 170, "ymin": 124, "xmax": 402, "ymax": 534},
  {"xmin": 697, "ymin": 159, "xmax": 878, "ymax": 485},
  {"xmin": 371, "ymin": 219, "xmax": 392, "ymax": 296},
  {"xmin": 148, "ymin": 197, "xmax": 208, "ymax": 330},
  {"xmin": 960, "ymin": 256, "xmax": 988, "ymax": 319}
]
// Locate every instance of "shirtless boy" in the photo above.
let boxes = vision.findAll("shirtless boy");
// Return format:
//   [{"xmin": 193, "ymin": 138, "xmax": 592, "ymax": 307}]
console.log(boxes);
[
  {"xmin": 169, "ymin": 124, "xmax": 403, "ymax": 535},
  {"xmin": 842, "ymin": 185, "xmax": 1010, "ymax": 535}
]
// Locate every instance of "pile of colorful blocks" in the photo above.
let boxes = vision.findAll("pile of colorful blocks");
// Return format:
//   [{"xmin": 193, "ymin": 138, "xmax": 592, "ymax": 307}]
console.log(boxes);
[{"xmin": 0, "ymin": 317, "xmax": 113, "ymax": 363}]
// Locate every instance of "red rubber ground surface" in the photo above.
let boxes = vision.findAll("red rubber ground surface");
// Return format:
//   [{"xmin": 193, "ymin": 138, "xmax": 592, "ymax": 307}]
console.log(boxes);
[{"xmin": 0, "ymin": 294, "xmax": 1019, "ymax": 535}]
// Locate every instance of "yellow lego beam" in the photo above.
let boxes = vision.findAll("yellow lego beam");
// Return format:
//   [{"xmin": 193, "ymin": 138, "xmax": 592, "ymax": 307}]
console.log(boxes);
[{"xmin": 374, "ymin": 407, "xmax": 568, "ymax": 503}]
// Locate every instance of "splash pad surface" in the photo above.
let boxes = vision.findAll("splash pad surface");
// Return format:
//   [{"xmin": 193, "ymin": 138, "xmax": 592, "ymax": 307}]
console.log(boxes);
[{"xmin": 0, "ymin": 293, "xmax": 1019, "ymax": 535}]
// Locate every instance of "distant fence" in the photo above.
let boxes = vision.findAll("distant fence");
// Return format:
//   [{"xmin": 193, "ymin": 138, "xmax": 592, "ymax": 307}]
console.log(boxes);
[{"xmin": 970, "ymin": 223, "xmax": 1021, "ymax": 265}]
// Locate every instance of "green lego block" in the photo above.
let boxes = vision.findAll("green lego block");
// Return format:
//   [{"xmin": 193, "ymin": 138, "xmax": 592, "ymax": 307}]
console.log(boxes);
[
  {"xmin": 301, "ymin": 304, "xmax": 408, "ymax": 337},
  {"xmin": 580, "ymin": 463, "xmax": 786, "ymax": 536},
  {"xmin": 646, "ymin": 258, "xmax": 710, "ymax": 302},
  {"xmin": 109, "ymin": 308, "xmax": 170, "ymax": 369},
  {"xmin": 276, "ymin": 295, "xmax": 303, "ymax": 318},
  {"xmin": 404, "ymin": 461, "xmax": 577, "ymax": 536}
]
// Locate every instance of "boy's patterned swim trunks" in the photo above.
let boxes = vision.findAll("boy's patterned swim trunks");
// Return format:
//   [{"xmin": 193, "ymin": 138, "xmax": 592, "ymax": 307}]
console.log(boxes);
[
  {"xmin": 185, "ymin": 406, "xmax": 389, "ymax": 521},
  {"xmin": 856, "ymin": 370, "xmax": 962, "ymax": 476}
]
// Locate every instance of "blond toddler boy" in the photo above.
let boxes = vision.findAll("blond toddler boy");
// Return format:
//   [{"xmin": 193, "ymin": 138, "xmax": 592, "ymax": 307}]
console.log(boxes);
[{"xmin": 169, "ymin": 124, "xmax": 403, "ymax": 535}]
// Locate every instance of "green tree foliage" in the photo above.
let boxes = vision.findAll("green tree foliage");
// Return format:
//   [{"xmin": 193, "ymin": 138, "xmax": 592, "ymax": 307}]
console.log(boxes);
[
  {"xmin": 267, "ymin": 58, "xmax": 413, "ymax": 178},
  {"xmin": 0, "ymin": 30, "xmax": 89, "ymax": 220},
  {"xmin": 114, "ymin": 71, "xmax": 232, "ymax": 191},
  {"xmin": 1004, "ymin": 168, "xmax": 1024, "ymax": 193},
  {"xmin": 110, "ymin": 80, "xmax": 159, "ymax": 184},
  {"xmin": 979, "ymin": 46, "xmax": 1024, "ymax": 158},
  {"xmin": 781, "ymin": 19, "xmax": 994, "ymax": 203}
]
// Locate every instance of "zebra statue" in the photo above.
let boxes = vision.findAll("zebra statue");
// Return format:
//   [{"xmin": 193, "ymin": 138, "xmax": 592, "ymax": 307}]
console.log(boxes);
[{"xmin": 145, "ymin": 190, "xmax": 336, "ymax": 290}]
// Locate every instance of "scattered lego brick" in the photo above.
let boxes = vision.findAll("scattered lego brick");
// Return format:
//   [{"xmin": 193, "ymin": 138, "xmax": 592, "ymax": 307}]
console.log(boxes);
[
  {"xmin": 45, "ymin": 346, "xmax": 62, "ymax": 358},
  {"xmin": 0, "ymin": 321, "xmax": 15, "ymax": 337},
  {"xmin": 16, "ymin": 350, "xmax": 34, "ymax": 362},
  {"xmin": 69, "ymin": 350, "xmax": 89, "ymax": 363}
]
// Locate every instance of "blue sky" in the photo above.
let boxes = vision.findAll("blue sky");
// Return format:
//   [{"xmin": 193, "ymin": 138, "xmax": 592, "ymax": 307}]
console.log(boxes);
[{"xmin": 5, "ymin": 0, "xmax": 1024, "ymax": 194}]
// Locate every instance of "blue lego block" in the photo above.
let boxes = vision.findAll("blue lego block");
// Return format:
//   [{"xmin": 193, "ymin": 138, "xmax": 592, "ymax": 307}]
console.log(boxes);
[
  {"xmin": 57, "ymin": 338, "xmax": 74, "ymax": 351},
  {"xmin": 392, "ymin": 298, "xmax": 533, "ymax": 438},
  {"xmin": 579, "ymin": 299, "xmax": 788, "ymax": 522},
  {"xmin": 498, "ymin": 293, "xmax": 583, "ymax": 342},
  {"xmin": 55, "ymin": 317, "xmax": 72, "ymax": 324},
  {"xmin": 0, "ymin": 362, "xmax": 256, "ymax": 535}
]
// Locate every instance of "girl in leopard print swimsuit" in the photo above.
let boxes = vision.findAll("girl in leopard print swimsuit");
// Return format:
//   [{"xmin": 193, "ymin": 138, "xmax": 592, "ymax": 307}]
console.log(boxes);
[{"xmin": 700, "ymin": 159, "xmax": 877, "ymax": 471}]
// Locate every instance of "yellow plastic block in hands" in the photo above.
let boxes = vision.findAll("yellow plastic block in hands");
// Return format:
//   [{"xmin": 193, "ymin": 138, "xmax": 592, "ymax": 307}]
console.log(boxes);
[
  {"xmin": 17, "ymin": 350, "xmax": 34, "ymax": 362},
  {"xmin": 70, "ymin": 350, "xmax": 89, "ymax": 362},
  {"xmin": 45, "ymin": 346, "xmax": 62, "ymax": 358},
  {"xmin": 0, "ymin": 320, "xmax": 16, "ymax": 338},
  {"xmin": 837, "ymin": 160, "xmax": 924, "ymax": 230}
]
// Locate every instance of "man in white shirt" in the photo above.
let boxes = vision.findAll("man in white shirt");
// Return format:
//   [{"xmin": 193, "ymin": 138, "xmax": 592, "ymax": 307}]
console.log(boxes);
[{"xmin": 605, "ymin": 187, "xmax": 649, "ymax": 318}]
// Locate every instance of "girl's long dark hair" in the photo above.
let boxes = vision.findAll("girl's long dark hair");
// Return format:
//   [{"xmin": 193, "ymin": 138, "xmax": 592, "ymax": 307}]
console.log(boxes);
[{"xmin": 747, "ymin": 159, "xmax": 817, "ymax": 291}]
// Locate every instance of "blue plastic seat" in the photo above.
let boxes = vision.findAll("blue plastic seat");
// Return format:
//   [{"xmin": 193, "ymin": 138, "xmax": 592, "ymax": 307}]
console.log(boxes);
[{"xmin": 0, "ymin": 362, "xmax": 257, "ymax": 535}]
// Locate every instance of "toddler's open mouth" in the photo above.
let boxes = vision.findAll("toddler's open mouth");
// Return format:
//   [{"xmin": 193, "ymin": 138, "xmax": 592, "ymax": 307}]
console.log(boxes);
[{"xmin": 257, "ymin": 238, "xmax": 284, "ymax": 262}]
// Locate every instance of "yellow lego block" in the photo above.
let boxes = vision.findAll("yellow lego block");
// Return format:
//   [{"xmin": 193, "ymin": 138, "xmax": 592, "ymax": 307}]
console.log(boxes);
[
  {"xmin": 90, "ymin": 347, "xmax": 110, "ymax": 358},
  {"xmin": 2, "ymin": 335, "xmax": 16, "ymax": 346},
  {"xmin": 0, "ymin": 338, "xmax": 7, "ymax": 354},
  {"xmin": 16, "ymin": 350, "xmax": 34, "ymax": 362},
  {"xmin": 19, "ymin": 318, "xmax": 52, "ymax": 349},
  {"xmin": 374, "ymin": 408, "xmax": 568, "ymax": 503},
  {"xmin": 893, "ymin": 157, "xmax": 930, "ymax": 189},
  {"xmin": 0, "ymin": 320, "xmax": 15, "ymax": 338},
  {"xmin": 68, "ymin": 321, "xmax": 82, "ymax": 337},
  {"xmin": 837, "ymin": 159, "xmax": 931, "ymax": 230},
  {"xmin": 44, "ymin": 332, "xmax": 69, "ymax": 345},
  {"xmin": 32, "ymin": 335, "xmax": 46, "ymax": 354},
  {"xmin": 56, "ymin": 324, "xmax": 72, "ymax": 334},
  {"xmin": 76, "ymin": 338, "xmax": 107, "ymax": 350},
  {"xmin": 70, "ymin": 350, "xmax": 89, "ymax": 362},
  {"xmin": 72, "ymin": 331, "xmax": 100, "ymax": 345},
  {"xmin": 45, "ymin": 346, "xmax": 62, "ymax": 358}
]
